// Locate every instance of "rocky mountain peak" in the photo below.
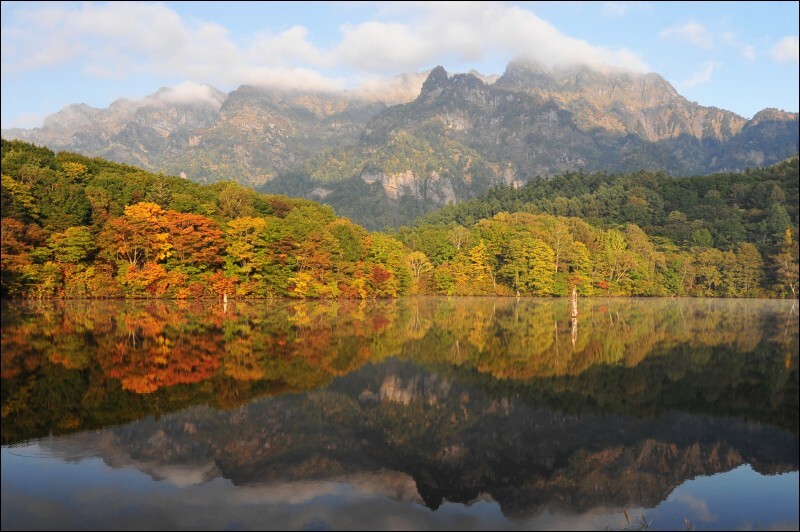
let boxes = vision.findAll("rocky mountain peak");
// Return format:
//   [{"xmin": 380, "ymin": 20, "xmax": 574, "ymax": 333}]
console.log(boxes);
[
  {"xmin": 42, "ymin": 103, "xmax": 101, "ymax": 130},
  {"xmin": 449, "ymin": 72, "xmax": 485, "ymax": 90},
  {"xmin": 420, "ymin": 66, "xmax": 450, "ymax": 99}
]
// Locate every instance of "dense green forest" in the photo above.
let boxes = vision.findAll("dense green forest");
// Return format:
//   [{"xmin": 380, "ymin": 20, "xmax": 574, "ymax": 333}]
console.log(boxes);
[{"xmin": 1, "ymin": 139, "xmax": 797, "ymax": 299}]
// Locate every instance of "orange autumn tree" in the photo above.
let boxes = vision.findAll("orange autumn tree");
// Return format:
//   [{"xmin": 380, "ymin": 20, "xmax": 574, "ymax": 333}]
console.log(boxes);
[
  {"xmin": 99, "ymin": 202, "xmax": 172, "ymax": 268},
  {"xmin": 164, "ymin": 211, "xmax": 224, "ymax": 272}
]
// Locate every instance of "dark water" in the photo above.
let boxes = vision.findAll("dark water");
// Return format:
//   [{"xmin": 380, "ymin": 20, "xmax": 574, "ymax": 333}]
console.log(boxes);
[{"xmin": 1, "ymin": 297, "xmax": 797, "ymax": 531}]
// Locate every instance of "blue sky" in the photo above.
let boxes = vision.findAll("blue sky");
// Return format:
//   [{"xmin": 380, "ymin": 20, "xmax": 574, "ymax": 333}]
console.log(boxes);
[{"xmin": 1, "ymin": 1, "xmax": 798, "ymax": 129}]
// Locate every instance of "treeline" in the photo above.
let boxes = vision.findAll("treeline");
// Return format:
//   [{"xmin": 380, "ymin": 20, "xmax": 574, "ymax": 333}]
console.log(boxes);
[
  {"xmin": 423, "ymin": 159, "xmax": 799, "ymax": 244},
  {"xmin": 1, "ymin": 139, "xmax": 798, "ymax": 299}
]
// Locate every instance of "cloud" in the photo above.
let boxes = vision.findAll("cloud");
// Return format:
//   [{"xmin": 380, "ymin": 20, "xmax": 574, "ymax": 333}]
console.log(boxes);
[
  {"xmin": 720, "ymin": 32, "xmax": 756, "ymax": 61},
  {"xmin": 660, "ymin": 22, "xmax": 713, "ymax": 50},
  {"xmin": 1, "ymin": 0, "xmax": 650, "ymax": 96},
  {"xmin": 601, "ymin": 2, "xmax": 632, "ymax": 17},
  {"xmin": 145, "ymin": 81, "xmax": 225, "ymax": 109},
  {"xmin": 771, "ymin": 36, "xmax": 799, "ymax": 64},
  {"xmin": 679, "ymin": 61, "xmax": 720, "ymax": 89},
  {"xmin": 671, "ymin": 492, "xmax": 717, "ymax": 523},
  {"xmin": 379, "ymin": 2, "xmax": 649, "ymax": 72},
  {"xmin": 336, "ymin": 21, "xmax": 437, "ymax": 73},
  {"xmin": 739, "ymin": 44, "xmax": 756, "ymax": 62},
  {"xmin": 350, "ymin": 71, "xmax": 429, "ymax": 104},
  {"xmin": 248, "ymin": 25, "xmax": 332, "ymax": 68},
  {"xmin": 1, "ymin": 111, "xmax": 48, "ymax": 130},
  {"xmin": 600, "ymin": 2, "xmax": 651, "ymax": 17}
]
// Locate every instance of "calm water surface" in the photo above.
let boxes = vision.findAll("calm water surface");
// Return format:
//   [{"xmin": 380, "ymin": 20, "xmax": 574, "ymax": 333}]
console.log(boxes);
[{"xmin": 1, "ymin": 297, "xmax": 798, "ymax": 530}]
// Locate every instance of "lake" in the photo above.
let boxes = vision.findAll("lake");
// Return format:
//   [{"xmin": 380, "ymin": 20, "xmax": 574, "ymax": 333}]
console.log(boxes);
[{"xmin": 1, "ymin": 297, "xmax": 797, "ymax": 531}]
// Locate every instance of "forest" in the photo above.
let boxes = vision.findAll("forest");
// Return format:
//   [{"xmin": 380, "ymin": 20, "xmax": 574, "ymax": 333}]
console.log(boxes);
[{"xmin": 1, "ymin": 139, "xmax": 798, "ymax": 299}]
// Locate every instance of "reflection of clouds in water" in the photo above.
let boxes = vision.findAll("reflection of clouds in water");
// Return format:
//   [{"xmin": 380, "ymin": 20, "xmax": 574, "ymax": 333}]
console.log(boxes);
[
  {"xmin": 737, "ymin": 521, "xmax": 800, "ymax": 531},
  {"xmin": 761, "ymin": 521, "xmax": 800, "ymax": 531},
  {"xmin": 1, "ymin": 464, "xmax": 626, "ymax": 531},
  {"xmin": 8, "ymin": 444, "xmax": 795, "ymax": 531},
  {"xmin": 3, "ymin": 443, "xmax": 635, "ymax": 530},
  {"xmin": 515, "ymin": 507, "xmax": 635, "ymax": 531},
  {"xmin": 671, "ymin": 491, "xmax": 717, "ymax": 522},
  {"xmin": 232, "ymin": 471, "xmax": 422, "ymax": 505},
  {"xmin": 129, "ymin": 463, "xmax": 220, "ymax": 488}
]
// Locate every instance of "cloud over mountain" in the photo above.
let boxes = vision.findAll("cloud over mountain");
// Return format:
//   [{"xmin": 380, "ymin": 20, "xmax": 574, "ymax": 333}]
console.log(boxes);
[{"xmin": 2, "ymin": 1, "xmax": 648, "ymax": 97}]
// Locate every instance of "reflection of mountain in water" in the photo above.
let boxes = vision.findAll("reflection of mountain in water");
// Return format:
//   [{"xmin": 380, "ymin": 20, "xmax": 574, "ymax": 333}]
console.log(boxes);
[
  {"xmin": 3, "ymin": 297, "xmax": 798, "ymax": 516},
  {"xmin": 36, "ymin": 357, "xmax": 798, "ymax": 518}
]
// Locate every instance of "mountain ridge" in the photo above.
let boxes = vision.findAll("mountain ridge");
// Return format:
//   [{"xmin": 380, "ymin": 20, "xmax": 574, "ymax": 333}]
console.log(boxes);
[{"xmin": 3, "ymin": 59, "xmax": 797, "ymax": 226}]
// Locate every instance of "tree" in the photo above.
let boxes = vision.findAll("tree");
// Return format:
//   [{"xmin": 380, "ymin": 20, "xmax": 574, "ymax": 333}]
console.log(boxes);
[
  {"xmin": 407, "ymin": 251, "xmax": 433, "ymax": 285},
  {"xmin": 1, "ymin": 218, "xmax": 35, "ymax": 296},
  {"xmin": 366, "ymin": 233, "xmax": 412, "ymax": 295},
  {"xmin": 164, "ymin": 211, "xmax": 224, "ymax": 270},
  {"xmin": 771, "ymin": 228, "xmax": 799, "ymax": 298},
  {"xmin": 224, "ymin": 217, "xmax": 267, "ymax": 278},
  {"xmin": 595, "ymin": 229, "xmax": 634, "ymax": 294},
  {"xmin": 466, "ymin": 240, "xmax": 496, "ymax": 294},
  {"xmin": 690, "ymin": 228, "xmax": 714, "ymax": 248},
  {"xmin": 215, "ymin": 183, "xmax": 256, "ymax": 220},
  {"xmin": 448, "ymin": 224, "xmax": 471, "ymax": 252},
  {"xmin": 500, "ymin": 234, "xmax": 555, "ymax": 296},
  {"xmin": 765, "ymin": 203, "xmax": 791, "ymax": 245},
  {"xmin": 1, "ymin": 174, "xmax": 39, "ymax": 222},
  {"xmin": 48, "ymin": 226, "xmax": 96, "ymax": 264},
  {"xmin": 98, "ymin": 202, "xmax": 172, "ymax": 267},
  {"xmin": 731, "ymin": 243, "xmax": 763, "ymax": 297},
  {"xmin": 694, "ymin": 248, "xmax": 724, "ymax": 296}
]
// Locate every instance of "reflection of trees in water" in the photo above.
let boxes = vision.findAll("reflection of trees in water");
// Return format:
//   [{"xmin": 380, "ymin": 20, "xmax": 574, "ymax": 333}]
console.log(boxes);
[{"xmin": 1, "ymin": 298, "xmax": 797, "ymax": 443}]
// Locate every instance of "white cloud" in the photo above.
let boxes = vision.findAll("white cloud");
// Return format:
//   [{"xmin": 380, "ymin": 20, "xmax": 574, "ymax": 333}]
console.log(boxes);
[
  {"xmin": 336, "ymin": 21, "xmax": 436, "ymax": 73},
  {"xmin": 720, "ymin": 31, "xmax": 756, "ymax": 61},
  {"xmin": 671, "ymin": 492, "xmax": 717, "ymax": 523},
  {"xmin": 1, "ymin": 0, "xmax": 650, "ymax": 95},
  {"xmin": 679, "ymin": 61, "xmax": 720, "ymax": 89},
  {"xmin": 350, "ymin": 71, "xmax": 429, "ymax": 104},
  {"xmin": 1, "ymin": 111, "xmax": 47, "ymax": 129},
  {"xmin": 600, "ymin": 2, "xmax": 651, "ymax": 17},
  {"xmin": 249, "ymin": 26, "xmax": 332, "ymax": 68},
  {"xmin": 771, "ymin": 36, "xmax": 799, "ymax": 63},
  {"xmin": 237, "ymin": 66, "xmax": 346, "ymax": 93},
  {"xmin": 145, "ymin": 81, "xmax": 224, "ymax": 108},
  {"xmin": 739, "ymin": 44, "xmax": 756, "ymax": 62},
  {"xmin": 601, "ymin": 2, "xmax": 631, "ymax": 17},
  {"xmin": 353, "ymin": 2, "xmax": 650, "ymax": 72},
  {"xmin": 660, "ymin": 22, "xmax": 713, "ymax": 50}
]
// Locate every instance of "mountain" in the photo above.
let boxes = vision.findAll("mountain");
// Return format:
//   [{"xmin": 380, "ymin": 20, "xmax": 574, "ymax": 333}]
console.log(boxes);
[
  {"xmin": 265, "ymin": 62, "xmax": 797, "ymax": 226},
  {"xmin": 3, "ymin": 60, "xmax": 798, "ymax": 227},
  {"xmin": 3, "ymin": 84, "xmax": 387, "ymax": 187}
]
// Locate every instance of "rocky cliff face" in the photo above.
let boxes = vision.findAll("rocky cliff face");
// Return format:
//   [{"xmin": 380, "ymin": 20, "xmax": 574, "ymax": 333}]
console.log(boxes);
[
  {"xmin": 360, "ymin": 61, "xmax": 797, "ymax": 181},
  {"xmin": 496, "ymin": 60, "xmax": 746, "ymax": 142},
  {"xmin": 158, "ymin": 86, "xmax": 385, "ymax": 185}
]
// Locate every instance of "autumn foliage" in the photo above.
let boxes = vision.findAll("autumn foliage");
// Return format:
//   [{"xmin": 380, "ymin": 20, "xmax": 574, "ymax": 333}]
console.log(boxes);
[{"xmin": 1, "ymin": 140, "xmax": 797, "ymax": 299}]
